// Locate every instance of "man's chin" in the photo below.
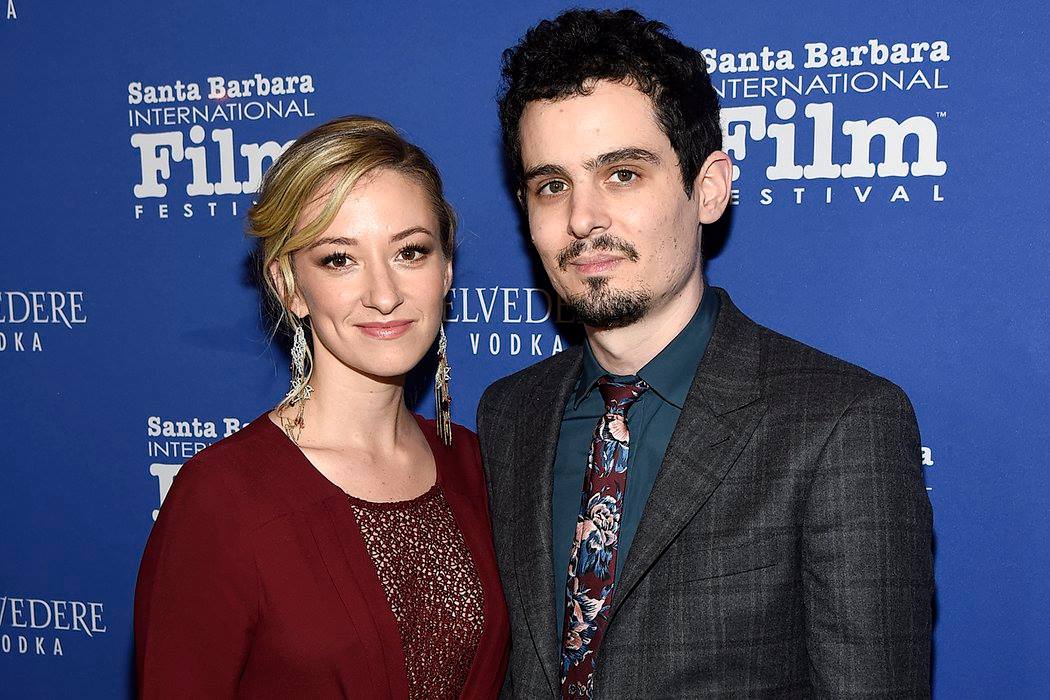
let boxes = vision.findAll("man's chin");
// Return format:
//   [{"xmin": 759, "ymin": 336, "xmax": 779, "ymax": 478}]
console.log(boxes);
[{"xmin": 564, "ymin": 285, "xmax": 652, "ymax": 329}]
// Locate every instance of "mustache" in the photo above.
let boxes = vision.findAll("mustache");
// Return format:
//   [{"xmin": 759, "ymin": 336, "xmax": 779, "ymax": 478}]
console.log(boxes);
[{"xmin": 557, "ymin": 234, "xmax": 640, "ymax": 270}]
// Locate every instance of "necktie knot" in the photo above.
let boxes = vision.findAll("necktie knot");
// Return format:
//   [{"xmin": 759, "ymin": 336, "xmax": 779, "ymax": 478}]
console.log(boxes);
[{"xmin": 597, "ymin": 375, "xmax": 649, "ymax": 413}]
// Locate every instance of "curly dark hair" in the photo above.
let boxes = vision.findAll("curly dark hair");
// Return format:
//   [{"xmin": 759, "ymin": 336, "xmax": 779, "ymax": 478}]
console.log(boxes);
[{"xmin": 498, "ymin": 8, "xmax": 721, "ymax": 197}]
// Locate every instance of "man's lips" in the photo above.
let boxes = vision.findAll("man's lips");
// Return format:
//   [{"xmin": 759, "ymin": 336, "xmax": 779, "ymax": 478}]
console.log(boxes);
[
  {"xmin": 355, "ymin": 320, "xmax": 415, "ymax": 339},
  {"xmin": 570, "ymin": 255, "xmax": 623, "ymax": 275}
]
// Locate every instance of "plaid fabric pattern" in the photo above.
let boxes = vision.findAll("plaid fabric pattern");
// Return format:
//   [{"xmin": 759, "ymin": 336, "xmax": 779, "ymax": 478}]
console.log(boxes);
[{"xmin": 477, "ymin": 288, "xmax": 933, "ymax": 698}]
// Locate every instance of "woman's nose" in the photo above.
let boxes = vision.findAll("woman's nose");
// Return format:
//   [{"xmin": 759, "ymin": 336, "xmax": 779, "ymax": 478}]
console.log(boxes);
[{"xmin": 362, "ymin": 263, "xmax": 405, "ymax": 314}]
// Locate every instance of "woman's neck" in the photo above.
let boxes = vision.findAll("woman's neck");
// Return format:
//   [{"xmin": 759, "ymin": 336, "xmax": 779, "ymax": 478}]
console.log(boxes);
[{"xmin": 282, "ymin": 357, "xmax": 413, "ymax": 455}]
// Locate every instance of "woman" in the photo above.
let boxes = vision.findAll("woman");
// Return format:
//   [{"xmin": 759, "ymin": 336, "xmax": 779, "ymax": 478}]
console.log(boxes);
[{"xmin": 134, "ymin": 116, "xmax": 509, "ymax": 698}]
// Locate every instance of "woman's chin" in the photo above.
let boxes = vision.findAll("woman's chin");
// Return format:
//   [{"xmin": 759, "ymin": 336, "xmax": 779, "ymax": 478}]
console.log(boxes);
[{"xmin": 335, "ymin": 350, "xmax": 431, "ymax": 383}]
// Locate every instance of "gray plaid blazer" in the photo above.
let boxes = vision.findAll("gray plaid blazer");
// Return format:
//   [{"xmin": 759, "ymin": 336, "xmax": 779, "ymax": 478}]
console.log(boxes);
[{"xmin": 476, "ymin": 288, "xmax": 933, "ymax": 698}]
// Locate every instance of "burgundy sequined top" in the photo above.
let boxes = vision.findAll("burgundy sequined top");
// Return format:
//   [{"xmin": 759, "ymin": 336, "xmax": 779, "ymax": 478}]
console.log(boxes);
[{"xmin": 349, "ymin": 484, "xmax": 485, "ymax": 700}]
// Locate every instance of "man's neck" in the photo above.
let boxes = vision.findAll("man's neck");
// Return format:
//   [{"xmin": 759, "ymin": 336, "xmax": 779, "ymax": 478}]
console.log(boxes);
[{"xmin": 586, "ymin": 278, "xmax": 705, "ymax": 376}]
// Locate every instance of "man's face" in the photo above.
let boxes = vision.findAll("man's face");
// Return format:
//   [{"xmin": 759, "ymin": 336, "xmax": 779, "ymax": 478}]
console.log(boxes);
[{"xmin": 517, "ymin": 79, "xmax": 711, "ymax": 329}]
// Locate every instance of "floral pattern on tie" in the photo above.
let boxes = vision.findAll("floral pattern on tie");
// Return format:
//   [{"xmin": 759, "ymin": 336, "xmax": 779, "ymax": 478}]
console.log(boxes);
[{"xmin": 560, "ymin": 376, "xmax": 649, "ymax": 698}]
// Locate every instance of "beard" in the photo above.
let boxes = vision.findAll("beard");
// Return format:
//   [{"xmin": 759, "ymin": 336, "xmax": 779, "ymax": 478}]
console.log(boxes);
[
  {"xmin": 565, "ymin": 276, "xmax": 653, "ymax": 329},
  {"xmin": 556, "ymin": 233, "xmax": 651, "ymax": 328}
]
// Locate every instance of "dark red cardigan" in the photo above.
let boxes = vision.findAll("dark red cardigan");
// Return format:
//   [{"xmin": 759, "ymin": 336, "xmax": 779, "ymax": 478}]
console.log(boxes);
[{"xmin": 135, "ymin": 413, "xmax": 509, "ymax": 699}]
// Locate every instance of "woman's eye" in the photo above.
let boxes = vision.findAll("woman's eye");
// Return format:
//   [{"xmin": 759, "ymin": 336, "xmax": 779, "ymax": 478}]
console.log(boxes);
[
  {"xmin": 398, "ymin": 245, "xmax": 430, "ymax": 262},
  {"xmin": 538, "ymin": 180, "xmax": 568, "ymax": 196},
  {"xmin": 609, "ymin": 169, "xmax": 637, "ymax": 184},
  {"xmin": 322, "ymin": 252, "xmax": 353, "ymax": 269}
]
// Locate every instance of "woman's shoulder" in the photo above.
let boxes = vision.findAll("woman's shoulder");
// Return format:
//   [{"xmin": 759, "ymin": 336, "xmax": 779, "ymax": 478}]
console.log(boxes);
[
  {"xmin": 412, "ymin": 415, "xmax": 488, "ymax": 503},
  {"xmin": 161, "ymin": 413, "xmax": 292, "ymax": 520},
  {"xmin": 413, "ymin": 414, "xmax": 479, "ymax": 453},
  {"xmin": 183, "ymin": 412, "xmax": 282, "ymax": 472}
]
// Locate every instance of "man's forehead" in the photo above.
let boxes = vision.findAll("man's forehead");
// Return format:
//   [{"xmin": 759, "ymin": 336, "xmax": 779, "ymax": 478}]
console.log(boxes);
[
  {"xmin": 521, "ymin": 79, "xmax": 659, "ymax": 126},
  {"xmin": 519, "ymin": 81, "xmax": 667, "ymax": 165}
]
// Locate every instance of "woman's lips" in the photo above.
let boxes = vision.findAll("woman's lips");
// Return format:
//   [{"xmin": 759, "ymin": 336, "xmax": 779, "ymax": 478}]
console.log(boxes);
[
  {"xmin": 355, "ymin": 320, "xmax": 415, "ymax": 339},
  {"xmin": 571, "ymin": 255, "xmax": 622, "ymax": 275}
]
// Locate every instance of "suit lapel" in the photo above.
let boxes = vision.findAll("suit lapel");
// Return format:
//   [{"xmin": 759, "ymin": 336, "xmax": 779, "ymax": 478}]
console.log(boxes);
[
  {"xmin": 511, "ymin": 347, "xmax": 582, "ymax": 695},
  {"xmin": 610, "ymin": 289, "xmax": 769, "ymax": 619}
]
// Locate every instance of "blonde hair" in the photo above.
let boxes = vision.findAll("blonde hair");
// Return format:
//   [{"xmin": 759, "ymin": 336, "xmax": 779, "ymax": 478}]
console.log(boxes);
[{"xmin": 248, "ymin": 115, "xmax": 457, "ymax": 407}]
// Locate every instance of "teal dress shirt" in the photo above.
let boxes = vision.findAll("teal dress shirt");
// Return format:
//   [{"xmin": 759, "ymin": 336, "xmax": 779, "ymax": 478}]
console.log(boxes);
[{"xmin": 551, "ymin": 287, "xmax": 720, "ymax": 638}]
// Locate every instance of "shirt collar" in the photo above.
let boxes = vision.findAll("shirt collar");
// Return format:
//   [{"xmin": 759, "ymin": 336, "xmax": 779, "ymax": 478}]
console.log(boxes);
[{"xmin": 572, "ymin": 286, "xmax": 721, "ymax": 409}]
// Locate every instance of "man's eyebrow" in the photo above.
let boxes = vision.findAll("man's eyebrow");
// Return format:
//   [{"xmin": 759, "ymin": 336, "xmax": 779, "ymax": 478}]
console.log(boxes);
[
  {"xmin": 586, "ymin": 147, "xmax": 661, "ymax": 170},
  {"xmin": 522, "ymin": 163, "xmax": 571, "ymax": 183}
]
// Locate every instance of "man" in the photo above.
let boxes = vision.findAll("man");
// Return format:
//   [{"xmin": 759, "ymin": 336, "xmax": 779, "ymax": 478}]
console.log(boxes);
[{"xmin": 476, "ymin": 9, "xmax": 933, "ymax": 699}]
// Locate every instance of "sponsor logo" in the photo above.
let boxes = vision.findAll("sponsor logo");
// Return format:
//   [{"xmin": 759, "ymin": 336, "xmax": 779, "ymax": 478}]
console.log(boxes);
[
  {"xmin": 922, "ymin": 445, "xmax": 935, "ymax": 493},
  {"xmin": 445, "ymin": 287, "xmax": 573, "ymax": 357},
  {"xmin": 0, "ymin": 291, "xmax": 86, "ymax": 353},
  {"xmin": 0, "ymin": 595, "xmax": 106, "ymax": 657},
  {"xmin": 127, "ymin": 71, "xmax": 317, "ymax": 221},
  {"xmin": 147, "ymin": 415, "xmax": 249, "ymax": 520},
  {"xmin": 708, "ymin": 37, "xmax": 951, "ymax": 206}
]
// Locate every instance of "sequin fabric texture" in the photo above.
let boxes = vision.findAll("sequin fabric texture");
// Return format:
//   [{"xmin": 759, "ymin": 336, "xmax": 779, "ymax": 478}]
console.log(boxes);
[{"xmin": 349, "ymin": 485, "xmax": 484, "ymax": 699}]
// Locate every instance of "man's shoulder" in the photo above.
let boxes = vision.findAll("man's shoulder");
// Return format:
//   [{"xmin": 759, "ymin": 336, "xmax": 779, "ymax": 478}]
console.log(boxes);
[
  {"xmin": 713, "ymin": 290, "xmax": 908, "ymax": 411},
  {"xmin": 750, "ymin": 317, "xmax": 910, "ymax": 410},
  {"xmin": 479, "ymin": 345, "xmax": 583, "ymax": 413}
]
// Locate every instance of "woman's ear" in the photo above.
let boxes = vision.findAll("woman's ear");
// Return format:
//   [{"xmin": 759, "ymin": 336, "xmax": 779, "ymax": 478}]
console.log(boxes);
[{"xmin": 268, "ymin": 258, "xmax": 308, "ymax": 319}]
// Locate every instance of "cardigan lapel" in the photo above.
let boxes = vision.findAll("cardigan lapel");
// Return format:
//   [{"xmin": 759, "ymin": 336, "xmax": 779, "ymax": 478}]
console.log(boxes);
[
  {"xmin": 252, "ymin": 415, "xmax": 405, "ymax": 699},
  {"xmin": 609, "ymin": 289, "xmax": 769, "ymax": 621},
  {"xmin": 321, "ymin": 498, "xmax": 410, "ymax": 698},
  {"xmin": 511, "ymin": 347, "xmax": 583, "ymax": 695}
]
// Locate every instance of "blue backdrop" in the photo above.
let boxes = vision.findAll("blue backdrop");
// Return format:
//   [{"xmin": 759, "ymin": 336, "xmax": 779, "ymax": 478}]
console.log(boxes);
[{"xmin": 2, "ymin": 1, "xmax": 1048, "ymax": 697}]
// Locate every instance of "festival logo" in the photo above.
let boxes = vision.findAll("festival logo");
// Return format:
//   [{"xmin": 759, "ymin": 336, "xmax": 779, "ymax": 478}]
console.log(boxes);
[
  {"xmin": 146, "ymin": 414, "xmax": 249, "ymax": 520},
  {"xmin": 0, "ymin": 595, "xmax": 106, "ymax": 658},
  {"xmin": 127, "ymin": 71, "xmax": 318, "ymax": 221},
  {"xmin": 708, "ymin": 37, "xmax": 950, "ymax": 206},
  {"xmin": 0, "ymin": 291, "xmax": 86, "ymax": 353}
]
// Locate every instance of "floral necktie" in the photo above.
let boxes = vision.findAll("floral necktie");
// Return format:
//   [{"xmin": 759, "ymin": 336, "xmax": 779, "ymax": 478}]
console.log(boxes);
[{"xmin": 560, "ymin": 375, "xmax": 649, "ymax": 698}]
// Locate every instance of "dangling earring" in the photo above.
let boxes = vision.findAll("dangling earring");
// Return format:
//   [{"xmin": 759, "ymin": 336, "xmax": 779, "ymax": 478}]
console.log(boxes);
[
  {"xmin": 435, "ymin": 325, "xmax": 452, "ymax": 446},
  {"xmin": 281, "ymin": 320, "xmax": 313, "ymax": 445}
]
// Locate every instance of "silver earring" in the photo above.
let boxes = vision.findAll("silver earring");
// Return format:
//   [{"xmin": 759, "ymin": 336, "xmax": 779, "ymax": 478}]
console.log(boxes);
[
  {"xmin": 435, "ymin": 325, "xmax": 452, "ymax": 446},
  {"xmin": 281, "ymin": 321, "xmax": 313, "ymax": 445}
]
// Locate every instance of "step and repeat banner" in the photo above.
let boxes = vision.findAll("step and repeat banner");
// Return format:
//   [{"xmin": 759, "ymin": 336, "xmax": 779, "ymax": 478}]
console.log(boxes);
[{"xmin": 2, "ymin": 1, "xmax": 1047, "ymax": 697}]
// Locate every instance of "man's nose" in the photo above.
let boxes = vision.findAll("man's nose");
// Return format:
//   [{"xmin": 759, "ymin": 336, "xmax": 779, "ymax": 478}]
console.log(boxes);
[{"xmin": 567, "ymin": 184, "xmax": 611, "ymax": 239}]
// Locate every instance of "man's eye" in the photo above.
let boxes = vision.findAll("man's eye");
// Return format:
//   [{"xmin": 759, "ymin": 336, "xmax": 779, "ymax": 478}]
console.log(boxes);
[
  {"xmin": 538, "ymin": 180, "xmax": 568, "ymax": 196},
  {"xmin": 609, "ymin": 169, "xmax": 637, "ymax": 183}
]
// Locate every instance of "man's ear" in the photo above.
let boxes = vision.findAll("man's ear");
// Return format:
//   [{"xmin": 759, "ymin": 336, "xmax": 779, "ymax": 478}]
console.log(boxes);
[
  {"xmin": 268, "ymin": 258, "xmax": 308, "ymax": 319},
  {"xmin": 691, "ymin": 150, "xmax": 733, "ymax": 224}
]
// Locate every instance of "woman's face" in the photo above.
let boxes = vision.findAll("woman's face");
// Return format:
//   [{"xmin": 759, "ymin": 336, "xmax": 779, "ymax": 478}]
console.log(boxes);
[{"xmin": 282, "ymin": 168, "xmax": 451, "ymax": 381}]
